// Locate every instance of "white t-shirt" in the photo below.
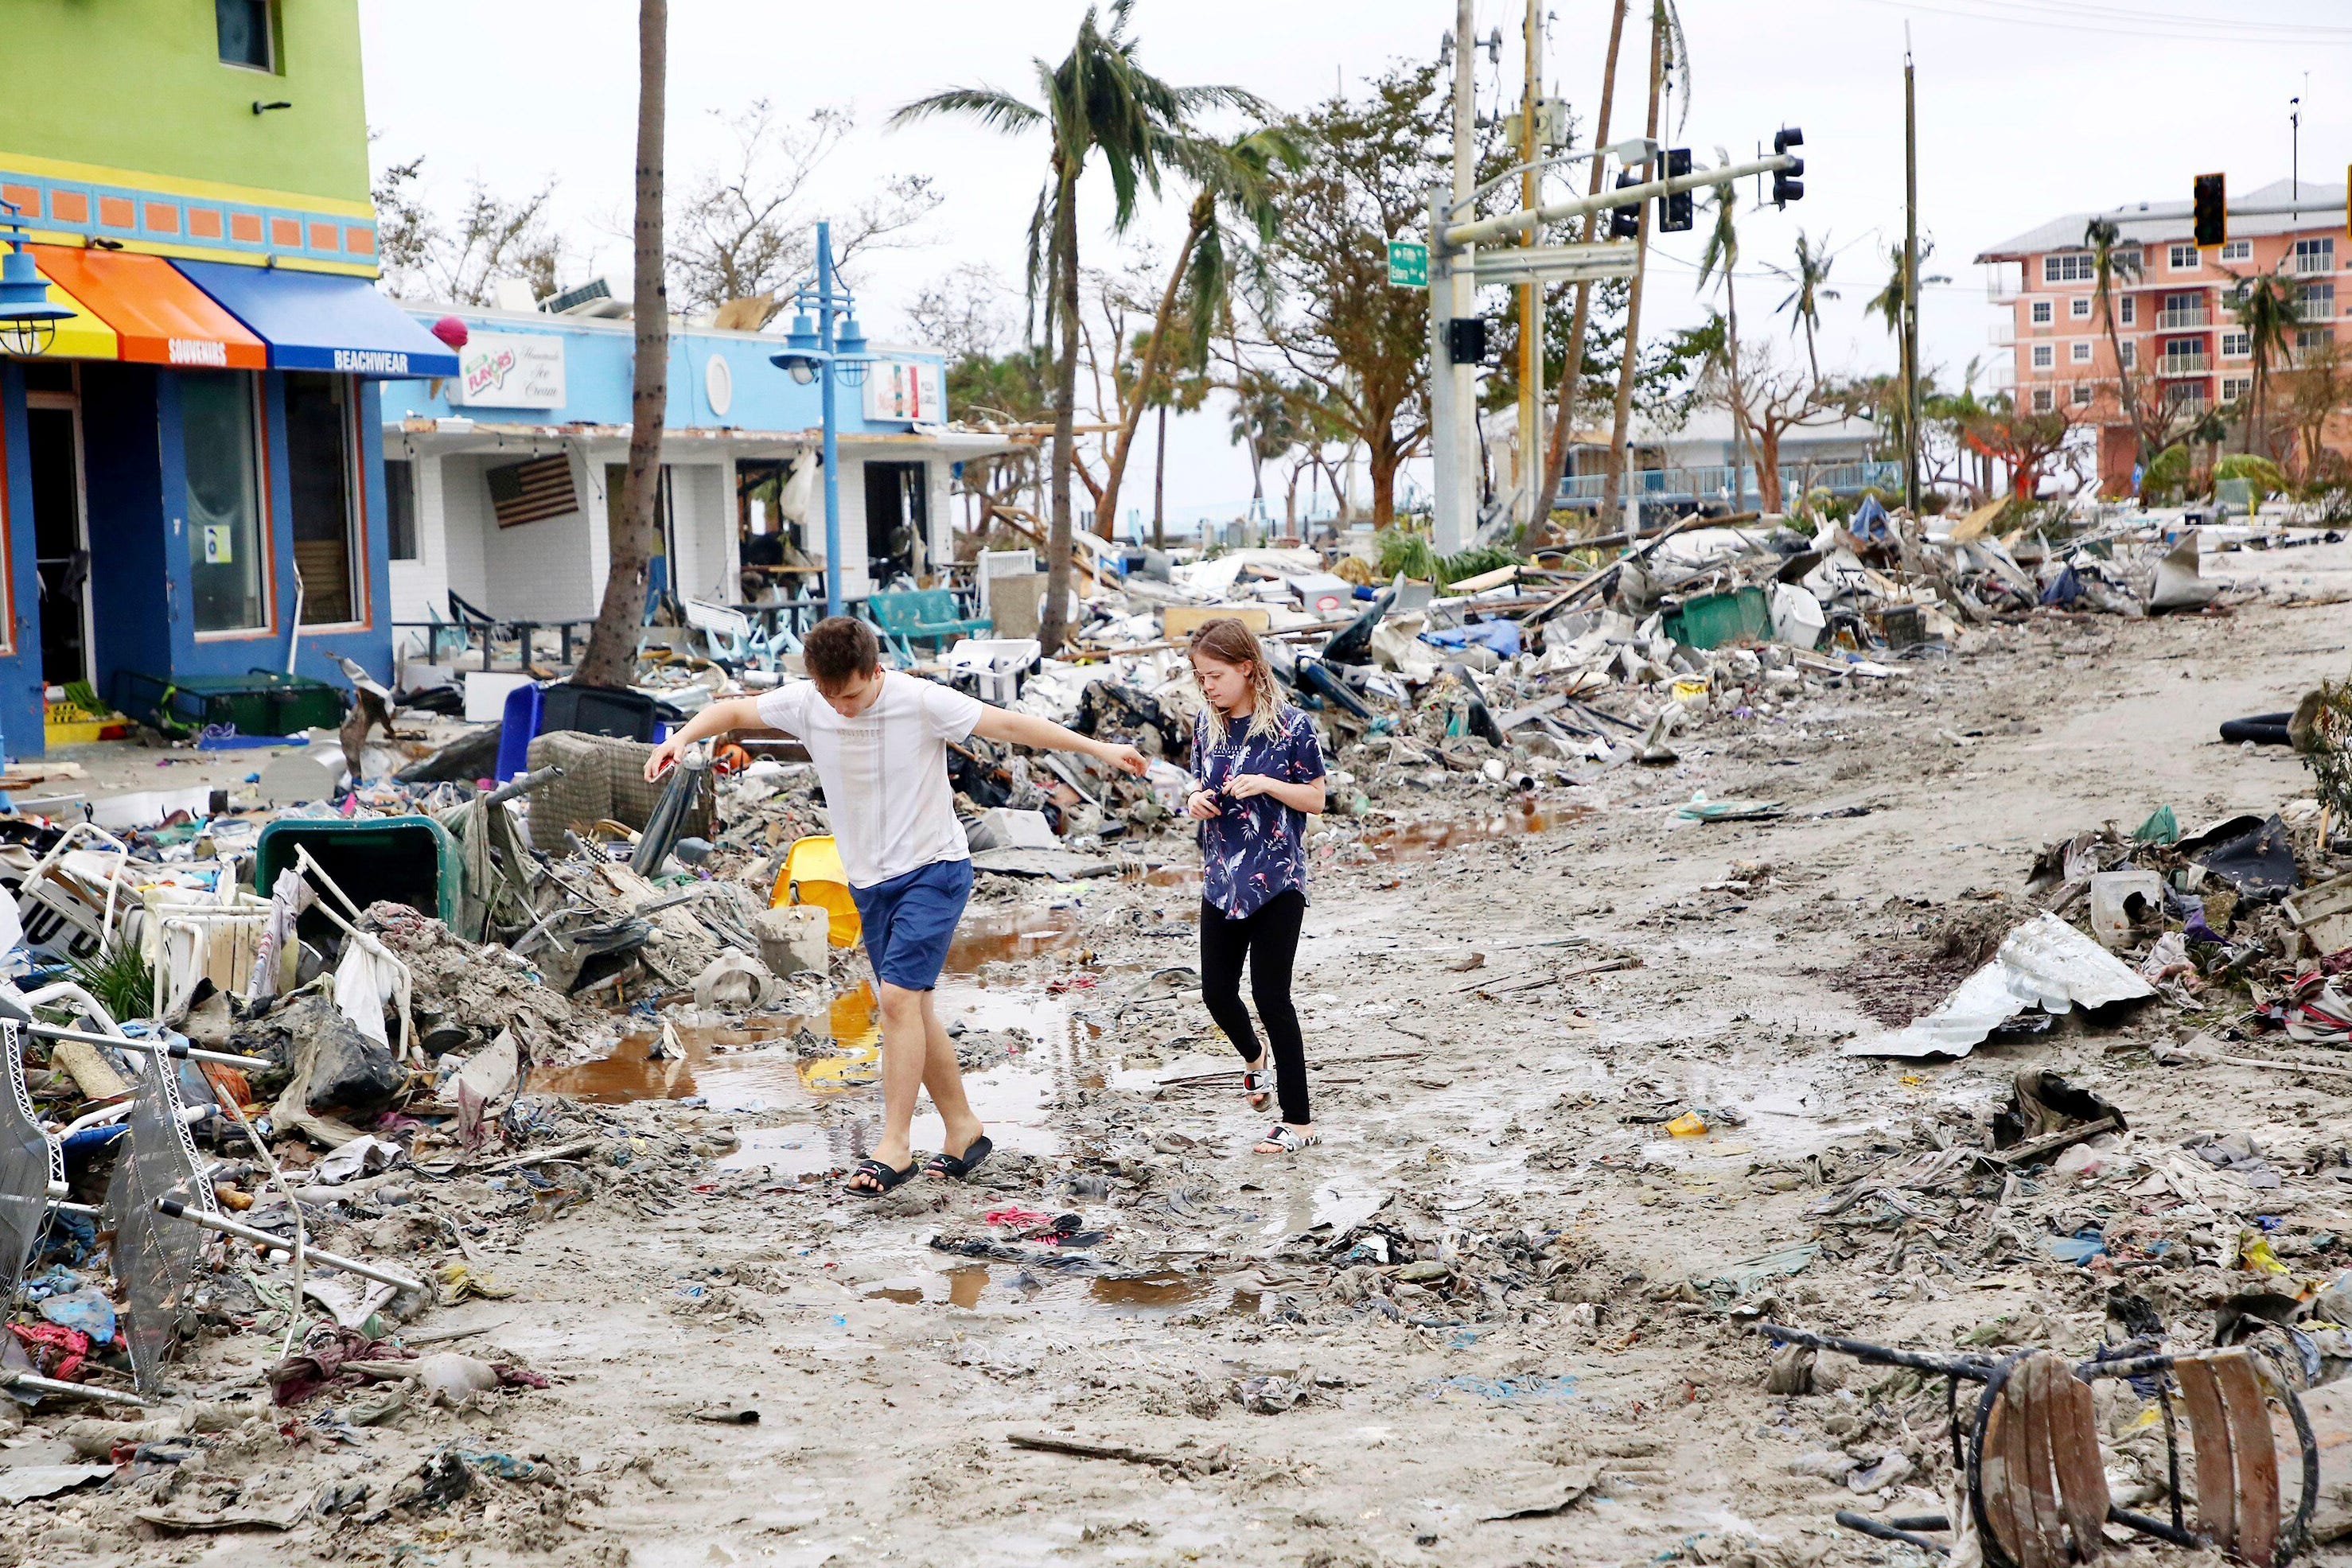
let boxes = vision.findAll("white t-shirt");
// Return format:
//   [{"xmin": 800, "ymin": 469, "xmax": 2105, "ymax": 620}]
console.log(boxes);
[{"xmin": 755, "ymin": 673, "xmax": 986, "ymax": 888}]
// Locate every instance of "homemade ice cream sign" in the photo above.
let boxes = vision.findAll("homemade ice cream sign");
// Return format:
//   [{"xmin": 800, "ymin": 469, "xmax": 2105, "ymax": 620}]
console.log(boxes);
[
  {"xmin": 450, "ymin": 332, "xmax": 566, "ymax": 409},
  {"xmin": 862, "ymin": 360, "xmax": 944, "ymax": 424}
]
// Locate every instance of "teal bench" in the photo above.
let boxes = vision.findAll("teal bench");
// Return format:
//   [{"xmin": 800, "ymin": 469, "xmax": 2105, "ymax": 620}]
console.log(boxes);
[{"xmin": 866, "ymin": 589, "xmax": 991, "ymax": 664}]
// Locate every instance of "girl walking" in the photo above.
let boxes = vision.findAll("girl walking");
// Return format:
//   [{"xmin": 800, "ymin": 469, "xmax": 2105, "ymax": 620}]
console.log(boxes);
[{"xmin": 1184, "ymin": 618, "xmax": 1327, "ymax": 1154}]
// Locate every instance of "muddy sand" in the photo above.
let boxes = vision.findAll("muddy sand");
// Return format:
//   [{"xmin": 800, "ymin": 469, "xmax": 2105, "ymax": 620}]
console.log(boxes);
[{"xmin": 19, "ymin": 539, "xmax": 2352, "ymax": 1568}]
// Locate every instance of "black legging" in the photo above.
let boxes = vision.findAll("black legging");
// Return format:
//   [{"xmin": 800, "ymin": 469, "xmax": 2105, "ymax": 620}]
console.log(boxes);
[{"xmin": 1199, "ymin": 889, "xmax": 1308, "ymax": 1126}]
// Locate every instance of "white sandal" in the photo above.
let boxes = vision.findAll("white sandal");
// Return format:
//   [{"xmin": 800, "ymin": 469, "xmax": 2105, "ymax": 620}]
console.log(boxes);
[
  {"xmin": 1254, "ymin": 1124, "xmax": 1318, "ymax": 1154},
  {"xmin": 1241, "ymin": 1060, "xmax": 1270, "ymax": 1111}
]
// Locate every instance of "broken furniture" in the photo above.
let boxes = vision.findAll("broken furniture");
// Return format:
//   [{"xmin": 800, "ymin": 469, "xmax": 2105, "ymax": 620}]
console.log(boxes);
[
  {"xmin": 866, "ymin": 588, "xmax": 992, "ymax": 666},
  {"xmin": 1760, "ymin": 1322, "xmax": 2317, "ymax": 1565}
]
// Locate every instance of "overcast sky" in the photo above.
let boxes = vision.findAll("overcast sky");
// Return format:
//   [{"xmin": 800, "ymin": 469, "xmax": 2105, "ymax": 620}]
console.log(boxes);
[{"xmin": 360, "ymin": 0, "xmax": 2352, "ymax": 525}]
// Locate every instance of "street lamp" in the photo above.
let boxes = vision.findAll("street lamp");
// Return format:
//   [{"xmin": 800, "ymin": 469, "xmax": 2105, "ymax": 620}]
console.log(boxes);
[
  {"xmin": 768, "ymin": 220, "xmax": 872, "ymax": 617},
  {"xmin": 0, "ymin": 202, "xmax": 71, "ymax": 359}
]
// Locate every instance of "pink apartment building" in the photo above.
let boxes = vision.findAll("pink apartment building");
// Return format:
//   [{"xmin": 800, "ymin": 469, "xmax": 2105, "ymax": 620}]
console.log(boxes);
[{"xmin": 1976, "ymin": 179, "xmax": 2348, "ymax": 492}]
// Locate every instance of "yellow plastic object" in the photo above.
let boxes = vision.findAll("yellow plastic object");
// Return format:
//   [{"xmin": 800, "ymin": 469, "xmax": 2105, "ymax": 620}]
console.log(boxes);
[
  {"xmin": 773, "ymin": 835, "xmax": 861, "ymax": 948},
  {"xmin": 1665, "ymin": 1111, "xmax": 1709, "ymax": 1138}
]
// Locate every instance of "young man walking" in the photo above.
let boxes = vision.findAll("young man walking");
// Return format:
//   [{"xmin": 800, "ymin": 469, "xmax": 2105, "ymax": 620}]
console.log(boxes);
[{"xmin": 646, "ymin": 617, "xmax": 1145, "ymax": 1194}]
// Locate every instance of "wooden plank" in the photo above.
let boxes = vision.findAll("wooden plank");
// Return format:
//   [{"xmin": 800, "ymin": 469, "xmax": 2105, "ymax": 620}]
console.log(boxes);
[
  {"xmin": 1980, "ymin": 1374, "xmax": 2032, "ymax": 1568},
  {"xmin": 2014, "ymin": 1354, "xmax": 2071, "ymax": 1568},
  {"xmin": 2215, "ymin": 1352, "xmax": 2279, "ymax": 1566},
  {"xmin": 2175, "ymin": 1356, "xmax": 2241, "ymax": 1555},
  {"xmin": 1162, "ymin": 605, "xmax": 1271, "ymax": 640},
  {"xmin": 2048, "ymin": 1360, "xmax": 2111, "ymax": 1561}
]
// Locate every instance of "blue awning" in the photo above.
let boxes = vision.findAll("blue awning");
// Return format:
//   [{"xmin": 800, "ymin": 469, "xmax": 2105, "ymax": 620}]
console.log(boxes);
[{"xmin": 171, "ymin": 260, "xmax": 460, "ymax": 378}]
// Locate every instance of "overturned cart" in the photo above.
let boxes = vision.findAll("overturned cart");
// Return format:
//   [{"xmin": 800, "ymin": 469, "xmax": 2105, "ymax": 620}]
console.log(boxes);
[{"xmin": 1761, "ymin": 1321, "xmax": 2317, "ymax": 1566}]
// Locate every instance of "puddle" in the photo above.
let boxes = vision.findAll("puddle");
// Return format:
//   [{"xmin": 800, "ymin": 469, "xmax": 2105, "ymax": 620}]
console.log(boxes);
[
  {"xmin": 1087, "ymin": 1274, "xmax": 1216, "ymax": 1314},
  {"xmin": 536, "ymin": 905, "xmax": 1112, "ymax": 1160},
  {"xmin": 1364, "ymin": 802, "xmax": 1582, "ymax": 858}
]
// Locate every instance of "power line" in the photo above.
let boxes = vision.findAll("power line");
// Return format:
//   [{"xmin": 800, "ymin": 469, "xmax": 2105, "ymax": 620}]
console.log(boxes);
[{"xmin": 1854, "ymin": 0, "xmax": 2352, "ymax": 44}]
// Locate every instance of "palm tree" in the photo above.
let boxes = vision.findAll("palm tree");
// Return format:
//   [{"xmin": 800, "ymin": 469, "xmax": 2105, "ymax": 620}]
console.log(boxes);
[
  {"xmin": 1770, "ymin": 228, "xmax": 1838, "ymax": 380},
  {"xmin": 1228, "ymin": 373, "xmax": 1297, "ymax": 530},
  {"xmin": 576, "ymin": 0, "xmax": 667, "ymax": 687},
  {"xmin": 1136, "ymin": 344, "xmax": 1209, "ymax": 550},
  {"xmin": 1695, "ymin": 157, "xmax": 1751, "ymax": 508},
  {"xmin": 2081, "ymin": 216, "xmax": 2147, "ymax": 491},
  {"xmin": 1091, "ymin": 125, "xmax": 1299, "ymax": 541},
  {"xmin": 2227, "ymin": 267, "xmax": 2302, "ymax": 457},
  {"xmin": 892, "ymin": 3, "xmax": 1263, "ymax": 652},
  {"xmin": 1863, "ymin": 236, "xmax": 1931, "ymax": 469}
]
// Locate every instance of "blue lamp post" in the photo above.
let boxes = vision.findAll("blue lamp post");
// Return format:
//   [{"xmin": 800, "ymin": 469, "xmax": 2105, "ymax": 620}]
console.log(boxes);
[
  {"xmin": 0, "ymin": 202, "xmax": 71, "ymax": 358},
  {"xmin": 769, "ymin": 221, "xmax": 871, "ymax": 619}
]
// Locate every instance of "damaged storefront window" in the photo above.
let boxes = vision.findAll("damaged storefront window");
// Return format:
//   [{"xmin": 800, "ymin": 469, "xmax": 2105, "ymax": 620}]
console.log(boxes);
[{"xmin": 181, "ymin": 371, "xmax": 267, "ymax": 634}]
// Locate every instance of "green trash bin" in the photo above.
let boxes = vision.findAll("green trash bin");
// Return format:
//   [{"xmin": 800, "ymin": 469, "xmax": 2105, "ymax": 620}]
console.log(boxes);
[
  {"xmin": 1661, "ymin": 586, "xmax": 1771, "ymax": 651},
  {"xmin": 254, "ymin": 815, "xmax": 460, "ymax": 939}
]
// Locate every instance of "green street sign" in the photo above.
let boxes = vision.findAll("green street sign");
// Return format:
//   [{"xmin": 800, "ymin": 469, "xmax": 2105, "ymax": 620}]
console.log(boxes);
[{"xmin": 1386, "ymin": 239, "xmax": 1428, "ymax": 289}]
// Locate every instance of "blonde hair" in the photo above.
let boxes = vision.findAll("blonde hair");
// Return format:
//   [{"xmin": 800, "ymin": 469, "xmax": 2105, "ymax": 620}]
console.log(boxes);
[{"xmin": 1189, "ymin": 617, "xmax": 1285, "ymax": 745}]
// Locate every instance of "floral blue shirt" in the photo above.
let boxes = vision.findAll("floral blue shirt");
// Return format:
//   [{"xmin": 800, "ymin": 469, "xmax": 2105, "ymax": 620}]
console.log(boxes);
[{"xmin": 1192, "ymin": 704, "xmax": 1326, "ymax": 919}]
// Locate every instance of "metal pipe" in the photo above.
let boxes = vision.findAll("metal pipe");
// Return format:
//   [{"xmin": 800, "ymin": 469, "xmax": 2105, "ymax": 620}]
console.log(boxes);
[
  {"xmin": 1444, "ymin": 153, "xmax": 1798, "ymax": 249},
  {"xmin": 3, "ymin": 1371, "xmax": 157, "ymax": 1408},
  {"xmin": 1833, "ymin": 1512, "xmax": 1949, "ymax": 1555},
  {"xmin": 154, "ymin": 1198, "xmax": 425, "ymax": 1294},
  {"xmin": 27, "ymin": 1023, "xmax": 267, "ymax": 1072}
]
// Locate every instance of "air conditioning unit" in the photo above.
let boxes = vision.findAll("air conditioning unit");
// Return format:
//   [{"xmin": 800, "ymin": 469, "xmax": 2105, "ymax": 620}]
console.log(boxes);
[{"xmin": 540, "ymin": 278, "xmax": 629, "ymax": 319}]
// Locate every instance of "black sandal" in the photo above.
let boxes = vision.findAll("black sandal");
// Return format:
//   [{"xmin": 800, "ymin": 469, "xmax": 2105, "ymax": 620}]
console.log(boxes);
[
  {"xmin": 923, "ymin": 1135, "xmax": 994, "ymax": 1181},
  {"xmin": 843, "ymin": 1157, "xmax": 917, "ymax": 1196}
]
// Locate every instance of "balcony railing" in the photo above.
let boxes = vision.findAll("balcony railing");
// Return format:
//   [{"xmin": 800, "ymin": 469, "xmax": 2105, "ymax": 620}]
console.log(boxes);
[
  {"xmin": 2157, "ymin": 352, "xmax": 2211, "ymax": 377},
  {"xmin": 1556, "ymin": 458, "xmax": 1902, "ymax": 508},
  {"xmin": 1984, "ymin": 263, "xmax": 2022, "ymax": 304},
  {"xmin": 2294, "ymin": 251, "xmax": 2336, "ymax": 276},
  {"xmin": 1988, "ymin": 321, "xmax": 2016, "ymax": 347},
  {"xmin": 2157, "ymin": 308, "xmax": 2209, "ymax": 329}
]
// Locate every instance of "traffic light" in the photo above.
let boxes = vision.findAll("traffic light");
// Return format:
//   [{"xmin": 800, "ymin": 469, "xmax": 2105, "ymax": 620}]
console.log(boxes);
[
  {"xmin": 2193, "ymin": 173, "xmax": 2227, "ymax": 249},
  {"xmin": 1772, "ymin": 126, "xmax": 1805, "ymax": 207},
  {"xmin": 1660, "ymin": 148, "xmax": 1693, "ymax": 232},
  {"xmin": 1444, "ymin": 316, "xmax": 1489, "ymax": 366},
  {"xmin": 1610, "ymin": 170, "xmax": 1641, "ymax": 239}
]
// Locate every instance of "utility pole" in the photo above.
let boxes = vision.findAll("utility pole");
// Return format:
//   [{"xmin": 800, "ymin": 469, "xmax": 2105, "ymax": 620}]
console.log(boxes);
[
  {"xmin": 1600, "ymin": 1, "xmax": 1665, "ymax": 527},
  {"xmin": 1430, "ymin": 0, "xmax": 1480, "ymax": 554},
  {"xmin": 1537, "ymin": 0, "xmax": 1629, "ymax": 539},
  {"xmin": 1516, "ymin": 0, "xmax": 1544, "ymax": 532},
  {"xmin": 1902, "ymin": 44, "xmax": 1920, "ymax": 514}
]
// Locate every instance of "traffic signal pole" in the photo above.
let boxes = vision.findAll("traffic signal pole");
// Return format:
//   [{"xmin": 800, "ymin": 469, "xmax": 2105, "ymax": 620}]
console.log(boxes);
[{"xmin": 1431, "ymin": 0, "xmax": 1481, "ymax": 555}]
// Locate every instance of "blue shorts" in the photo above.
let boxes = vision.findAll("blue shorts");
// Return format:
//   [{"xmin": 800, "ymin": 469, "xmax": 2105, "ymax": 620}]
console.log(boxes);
[{"xmin": 848, "ymin": 857, "xmax": 974, "ymax": 991}]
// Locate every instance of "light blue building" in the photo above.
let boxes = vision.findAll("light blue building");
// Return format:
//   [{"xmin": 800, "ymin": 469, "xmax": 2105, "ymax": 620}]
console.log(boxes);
[{"xmin": 378, "ymin": 304, "xmax": 1007, "ymax": 671}]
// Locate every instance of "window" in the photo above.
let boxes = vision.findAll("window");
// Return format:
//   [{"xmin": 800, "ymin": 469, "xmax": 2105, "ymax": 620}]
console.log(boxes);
[
  {"xmin": 2070, "ymin": 340, "xmax": 2093, "ymax": 363},
  {"xmin": 2295, "ymin": 237, "xmax": 2335, "ymax": 275},
  {"xmin": 2031, "ymin": 387, "xmax": 2054, "ymax": 412},
  {"xmin": 2222, "ymin": 329, "xmax": 2251, "ymax": 358},
  {"xmin": 2299, "ymin": 281, "xmax": 2336, "ymax": 321},
  {"xmin": 181, "ymin": 372, "xmax": 267, "ymax": 633},
  {"xmin": 2299, "ymin": 325, "xmax": 2336, "ymax": 352},
  {"xmin": 216, "ymin": 0, "xmax": 274, "ymax": 71},
  {"xmin": 2070, "ymin": 296, "xmax": 2093, "ymax": 319},
  {"xmin": 2163, "ymin": 382, "xmax": 2204, "ymax": 408},
  {"xmin": 2221, "ymin": 239, "xmax": 2252, "ymax": 263},
  {"xmin": 2030, "ymin": 299, "xmax": 2054, "ymax": 325},
  {"xmin": 2042, "ymin": 252, "xmax": 2093, "ymax": 284},
  {"xmin": 2031, "ymin": 344, "xmax": 2054, "ymax": 370},
  {"xmin": 386, "ymin": 460, "xmax": 418, "ymax": 562},
  {"xmin": 2222, "ymin": 375, "xmax": 2253, "ymax": 403},
  {"xmin": 2168, "ymin": 243, "xmax": 2198, "ymax": 270},
  {"xmin": 2071, "ymin": 382, "xmax": 2093, "ymax": 407},
  {"xmin": 2119, "ymin": 340, "xmax": 2136, "ymax": 369},
  {"xmin": 2119, "ymin": 296, "xmax": 2136, "ymax": 325}
]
